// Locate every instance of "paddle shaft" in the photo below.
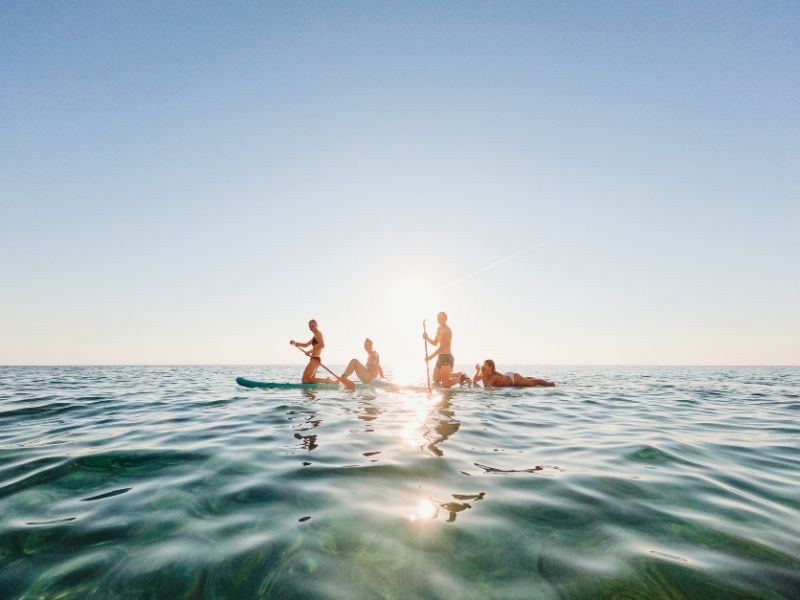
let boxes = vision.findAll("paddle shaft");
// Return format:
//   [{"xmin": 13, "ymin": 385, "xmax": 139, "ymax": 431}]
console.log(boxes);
[
  {"xmin": 291, "ymin": 342, "xmax": 355, "ymax": 391},
  {"xmin": 423, "ymin": 320, "xmax": 432, "ymax": 393}
]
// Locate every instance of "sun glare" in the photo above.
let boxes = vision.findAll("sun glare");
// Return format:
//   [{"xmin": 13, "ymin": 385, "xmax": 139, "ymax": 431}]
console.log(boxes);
[
  {"xmin": 408, "ymin": 498, "xmax": 438, "ymax": 522},
  {"xmin": 384, "ymin": 276, "xmax": 439, "ymax": 320},
  {"xmin": 382, "ymin": 276, "xmax": 443, "ymax": 384},
  {"xmin": 399, "ymin": 393, "xmax": 439, "ymax": 448}
]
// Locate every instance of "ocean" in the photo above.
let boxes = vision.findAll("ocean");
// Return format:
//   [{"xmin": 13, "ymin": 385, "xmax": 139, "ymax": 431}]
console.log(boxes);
[{"xmin": 1, "ymin": 365, "xmax": 799, "ymax": 599}]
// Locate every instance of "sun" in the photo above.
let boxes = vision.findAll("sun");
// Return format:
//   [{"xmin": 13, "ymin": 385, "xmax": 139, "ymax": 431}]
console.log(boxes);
[
  {"xmin": 384, "ymin": 276, "xmax": 438, "ymax": 321},
  {"xmin": 379, "ymin": 275, "xmax": 443, "ymax": 384}
]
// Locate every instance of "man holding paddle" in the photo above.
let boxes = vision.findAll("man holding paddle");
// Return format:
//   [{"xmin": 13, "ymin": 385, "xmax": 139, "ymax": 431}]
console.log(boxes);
[{"xmin": 423, "ymin": 312, "xmax": 469, "ymax": 388}]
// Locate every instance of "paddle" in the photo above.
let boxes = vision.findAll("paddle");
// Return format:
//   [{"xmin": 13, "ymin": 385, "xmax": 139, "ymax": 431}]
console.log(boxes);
[
  {"xmin": 290, "ymin": 342, "xmax": 356, "ymax": 391},
  {"xmin": 423, "ymin": 319, "xmax": 432, "ymax": 393}
]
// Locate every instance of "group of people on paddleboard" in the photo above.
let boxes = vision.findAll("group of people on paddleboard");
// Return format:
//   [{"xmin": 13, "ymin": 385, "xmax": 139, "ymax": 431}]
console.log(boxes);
[{"xmin": 289, "ymin": 313, "xmax": 554, "ymax": 389}]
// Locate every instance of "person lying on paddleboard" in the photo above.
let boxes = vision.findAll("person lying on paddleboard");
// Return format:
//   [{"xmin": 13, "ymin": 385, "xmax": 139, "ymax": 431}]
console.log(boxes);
[
  {"xmin": 424, "ymin": 312, "xmax": 471, "ymax": 388},
  {"xmin": 339, "ymin": 338, "xmax": 385, "ymax": 384},
  {"xmin": 473, "ymin": 359, "xmax": 555, "ymax": 388},
  {"xmin": 290, "ymin": 319, "xmax": 334, "ymax": 384}
]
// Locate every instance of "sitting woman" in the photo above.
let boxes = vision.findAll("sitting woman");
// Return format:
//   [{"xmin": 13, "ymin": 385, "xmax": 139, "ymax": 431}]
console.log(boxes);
[
  {"xmin": 473, "ymin": 359, "xmax": 555, "ymax": 388},
  {"xmin": 340, "ymin": 338, "xmax": 385, "ymax": 384}
]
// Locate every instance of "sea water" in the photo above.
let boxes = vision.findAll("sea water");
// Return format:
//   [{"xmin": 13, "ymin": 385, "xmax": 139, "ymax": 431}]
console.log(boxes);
[{"xmin": 1, "ymin": 366, "xmax": 798, "ymax": 599}]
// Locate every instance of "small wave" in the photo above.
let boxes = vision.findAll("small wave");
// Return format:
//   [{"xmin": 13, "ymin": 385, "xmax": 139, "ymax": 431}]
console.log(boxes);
[
  {"xmin": 626, "ymin": 445, "xmax": 696, "ymax": 467},
  {"xmin": 24, "ymin": 516, "xmax": 77, "ymax": 526},
  {"xmin": 0, "ymin": 450, "xmax": 207, "ymax": 500},
  {"xmin": 81, "ymin": 487, "xmax": 133, "ymax": 502},
  {"xmin": 0, "ymin": 400, "xmax": 81, "ymax": 421}
]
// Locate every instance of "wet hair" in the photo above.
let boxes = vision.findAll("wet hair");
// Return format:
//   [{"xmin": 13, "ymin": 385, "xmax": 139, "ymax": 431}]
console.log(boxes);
[{"xmin": 483, "ymin": 359, "xmax": 496, "ymax": 373}]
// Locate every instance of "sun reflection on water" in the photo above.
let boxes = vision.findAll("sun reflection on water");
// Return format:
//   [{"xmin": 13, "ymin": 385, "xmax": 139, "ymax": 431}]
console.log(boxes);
[
  {"xmin": 399, "ymin": 393, "xmax": 439, "ymax": 449},
  {"xmin": 408, "ymin": 498, "xmax": 438, "ymax": 522}
]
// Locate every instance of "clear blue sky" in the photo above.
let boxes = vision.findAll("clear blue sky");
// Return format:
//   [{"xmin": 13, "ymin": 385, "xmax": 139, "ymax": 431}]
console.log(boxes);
[{"xmin": 2, "ymin": 1, "xmax": 798, "ymax": 371}]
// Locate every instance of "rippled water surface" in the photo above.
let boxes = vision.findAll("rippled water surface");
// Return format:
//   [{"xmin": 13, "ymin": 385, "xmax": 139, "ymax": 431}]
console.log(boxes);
[{"xmin": 1, "ymin": 365, "xmax": 799, "ymax": 599}]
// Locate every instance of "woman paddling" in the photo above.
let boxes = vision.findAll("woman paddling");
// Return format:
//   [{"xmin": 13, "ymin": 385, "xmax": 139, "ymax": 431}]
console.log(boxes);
[
  {"xmin": 290, "ymin": 319, "xmax": 334, "ymax": 384},
  {"xmin": 339, "ymin": 338, "xmax": 385, "ymax": 384},
  {"xmin": 473, "ymin": 359, "xmax": 554, "ymax": 388}
]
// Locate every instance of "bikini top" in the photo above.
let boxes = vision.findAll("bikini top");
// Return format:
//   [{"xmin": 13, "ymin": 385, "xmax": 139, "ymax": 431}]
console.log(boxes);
[{"xmin": 311, "ymin": 336, "xmax": 319, "ymax": 346}]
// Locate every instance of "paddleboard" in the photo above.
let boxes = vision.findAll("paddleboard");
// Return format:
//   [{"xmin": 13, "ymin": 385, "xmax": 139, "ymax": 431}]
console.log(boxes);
[
  {"xmin": 236, "ymin": 377, "xmax": 486, "ymax": 392},
  {"xmin": 236, "ymin": 377, "xmax": 393, "ymax": 390}
]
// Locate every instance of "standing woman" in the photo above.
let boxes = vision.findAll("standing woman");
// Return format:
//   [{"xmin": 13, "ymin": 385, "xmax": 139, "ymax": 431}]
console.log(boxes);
[{"xmin": 290, "ymin": 319, "xmax": 333, "ymax": 384}]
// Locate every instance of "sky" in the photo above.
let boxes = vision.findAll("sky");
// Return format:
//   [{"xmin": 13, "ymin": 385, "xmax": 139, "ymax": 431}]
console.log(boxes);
[{"xmin": 1, "ymin": 1, "xmax": 798, "ymax": 373}]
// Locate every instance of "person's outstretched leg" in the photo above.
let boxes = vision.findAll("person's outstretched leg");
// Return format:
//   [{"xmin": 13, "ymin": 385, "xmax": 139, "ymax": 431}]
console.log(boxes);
[{"xmin": 516, "ymin": 375, "xmax": 555, "ymax": 387}]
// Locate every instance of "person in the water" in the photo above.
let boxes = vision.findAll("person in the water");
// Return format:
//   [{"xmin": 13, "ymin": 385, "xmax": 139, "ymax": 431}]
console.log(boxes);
[
  {"xmin": 424, "ymin": 312, "xmax": 470, "ymax": 388},
  {"xmin": 339, "ymin": 338, "xmax": 385, "ymax": 384},
  {"xmin": 290, "ymin": 319, "xmax": 333, "ymax": 384},
  {"xmin": 473, "ymin": 359, "xmax": 555, "ymax": 388}
]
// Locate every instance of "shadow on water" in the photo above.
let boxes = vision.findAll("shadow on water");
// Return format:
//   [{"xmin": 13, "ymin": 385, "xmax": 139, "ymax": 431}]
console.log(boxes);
[
  {"xmin": 287, "ymin": 393, "xmax": 321, "ymax": 452},
  {"xmin": 422, "ymin": 392, "xmax": 461, "ymax": 457}
]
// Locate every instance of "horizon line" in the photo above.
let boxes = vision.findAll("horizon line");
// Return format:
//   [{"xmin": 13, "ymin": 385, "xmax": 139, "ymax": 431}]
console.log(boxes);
[{"xmin": 2, "ymin": 363, "xmax": 798, "ymax": 368}]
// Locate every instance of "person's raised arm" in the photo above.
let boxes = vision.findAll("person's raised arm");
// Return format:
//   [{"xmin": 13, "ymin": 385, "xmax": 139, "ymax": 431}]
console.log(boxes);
[
  {"xmin": 289, "ymin": 339, "xmax": 311, "ymax": 358},
  {"xmin": 290, "ymin": 337, "xmax": 313, "ymax": 349},
  {"xmin": 473, "ymin": 363, "xmax": 483, "ymax": 386},
  {"xmin": 423, "ymin": 329, "xmax": 440, "ymax": 346}
]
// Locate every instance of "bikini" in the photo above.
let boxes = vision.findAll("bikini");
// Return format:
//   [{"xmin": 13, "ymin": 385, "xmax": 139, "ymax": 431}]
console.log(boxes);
[{"xmin": 367, "ymin": 351, "xmax": 379, "ymax": 371}]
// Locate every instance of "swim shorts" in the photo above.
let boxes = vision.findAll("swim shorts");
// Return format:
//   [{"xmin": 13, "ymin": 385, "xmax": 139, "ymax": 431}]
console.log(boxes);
[{"xmin": 435, "ymin": 354, "xmax": 454, "ymax": 368}]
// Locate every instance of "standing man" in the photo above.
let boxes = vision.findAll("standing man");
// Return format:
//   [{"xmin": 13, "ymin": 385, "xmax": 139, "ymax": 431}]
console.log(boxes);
[
  {"xmin": 423, "ymin": 312, "xmax": 468, "ymax": 388},
  {"xmin": 290, "ymin": 319, "xmax": 333, "ymax": 384}
]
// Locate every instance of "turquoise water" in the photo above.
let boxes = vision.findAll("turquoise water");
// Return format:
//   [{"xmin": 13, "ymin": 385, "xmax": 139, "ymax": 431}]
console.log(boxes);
[{"xmin": 1, "ymin": 366, "xmax": 799, "ymax": 599}]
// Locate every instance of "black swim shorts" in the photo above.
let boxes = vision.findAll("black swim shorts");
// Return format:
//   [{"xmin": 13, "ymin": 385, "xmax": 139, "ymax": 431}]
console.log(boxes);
[{"xmin": 435, "ymin": 354, "xmax": 454, "ymax": 368}]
